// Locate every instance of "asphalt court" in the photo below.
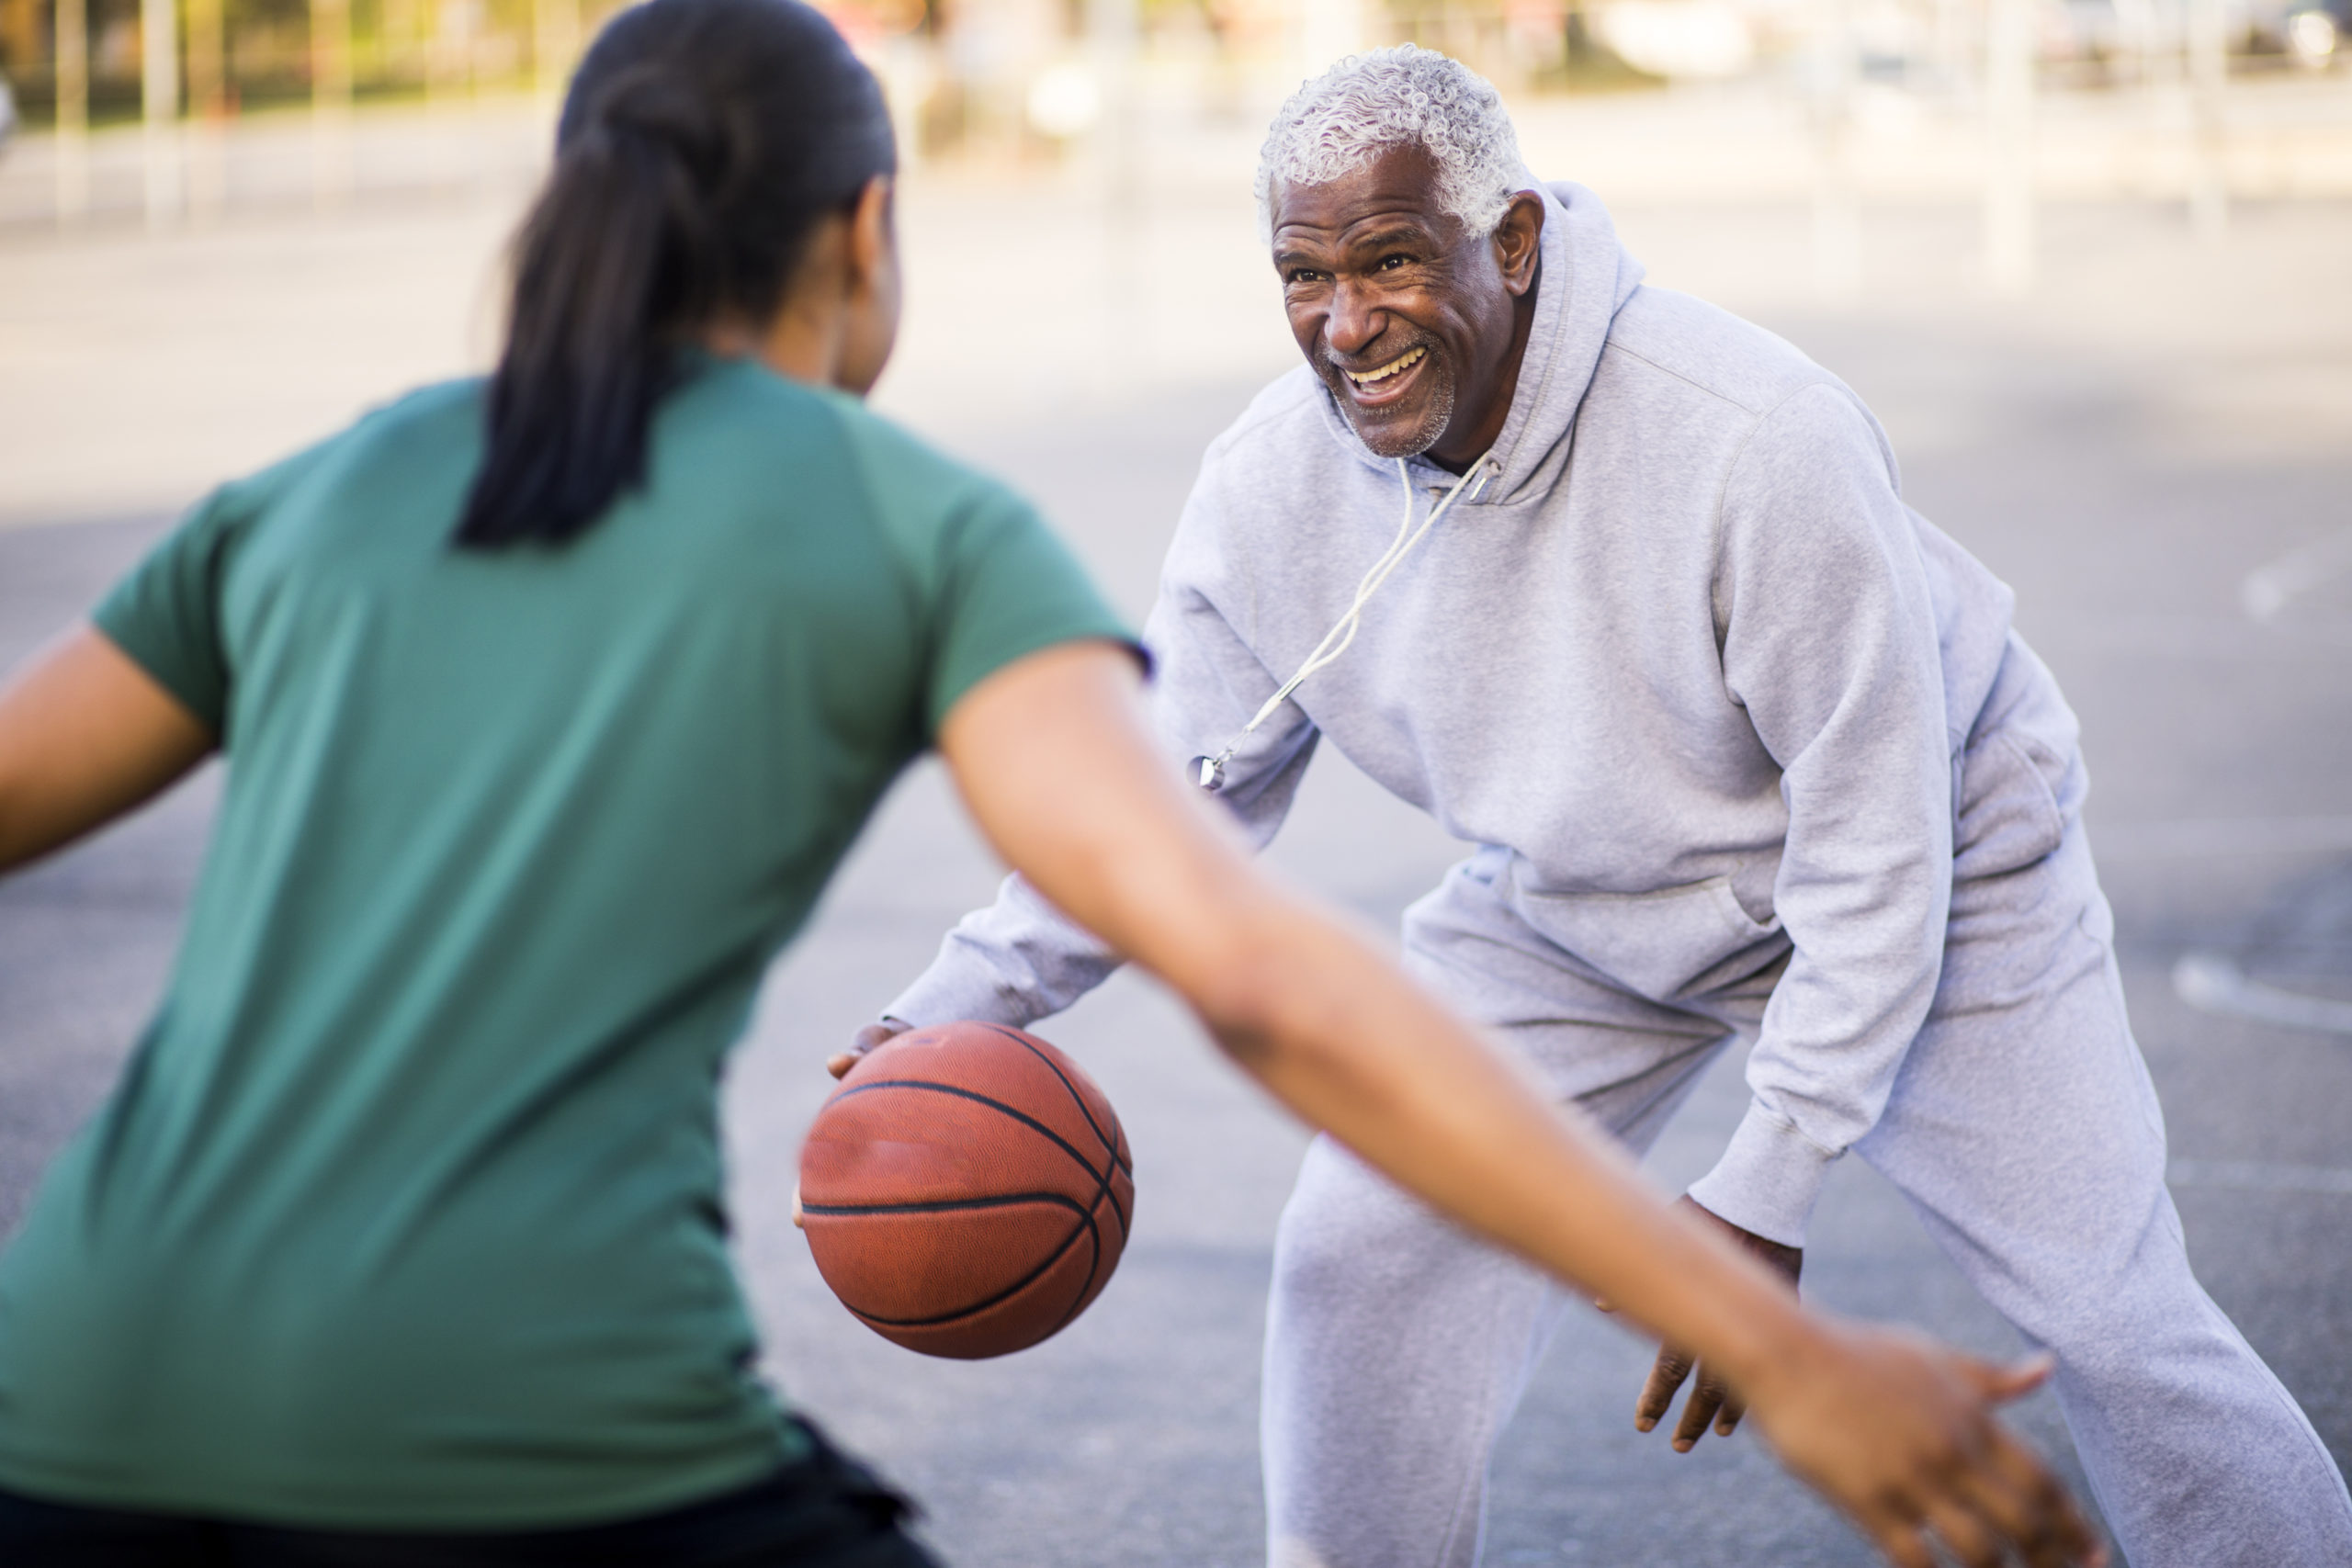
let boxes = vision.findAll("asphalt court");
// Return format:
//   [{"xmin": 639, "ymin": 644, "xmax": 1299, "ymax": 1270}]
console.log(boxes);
[{"xmin": 1, "ymin": 167, "xmax": 2348, "ymax": 1564}]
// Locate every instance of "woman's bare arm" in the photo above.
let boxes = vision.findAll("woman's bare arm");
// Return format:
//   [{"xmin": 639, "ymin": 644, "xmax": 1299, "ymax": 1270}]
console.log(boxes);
[
  {"xmin": 939, "ymin": 640, "xmax": 2098, "ymax": 1568},
  {"xmin": 0, "ymin": 626, "xmax": 215, "ymax": 874}
]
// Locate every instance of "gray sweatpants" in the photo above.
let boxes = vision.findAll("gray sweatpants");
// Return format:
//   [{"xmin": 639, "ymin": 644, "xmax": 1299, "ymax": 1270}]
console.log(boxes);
[{"xmin": 1261, "ymin": 826, "xmax": 2352, "ymax": 1567}]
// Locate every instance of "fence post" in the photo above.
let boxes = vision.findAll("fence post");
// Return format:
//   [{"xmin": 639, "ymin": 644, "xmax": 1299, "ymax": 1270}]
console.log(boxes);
[
  {"xmin": 1984, "ymin": 0, "xmax": 2035, "ymax": 293},
  {"xmin": 54, "ymin": 0, "xmax": 89, "ymax": 225},
  {"xmin": 1091, "ymin": 0, "xmax": 1136, "ymax": 188},
  {"xmin": 186, "ymin": 0, "xmax": 226, "ymax": 216},
  {"xmin": 1089, "ymin": 0, "xmax": 1138, "ymax": 363},
  {"xmin": 311, "ymin": 0, "xmax": 353, "ymax": 207},
  {"xmin": 1812, "ymin": 0, "xmax": 1861, "ymax": 299},
  {"xmin": 3, "ymin": 0, "xmax": 37, "ymax": 83},
  {"xmin": 1298, "ymin": 0, "xmax": 1364, "ymax": 80},
  {"xmin": 2187, "ymin": 0, "xmax": 2227, "ymax": 236},
  {"xmin": 142, "ymin": 0, "xmax": 183, "ymax": 226},
  {"xmin": 534, "ymin": 0, "xmax": 580, "ymax": 107}
]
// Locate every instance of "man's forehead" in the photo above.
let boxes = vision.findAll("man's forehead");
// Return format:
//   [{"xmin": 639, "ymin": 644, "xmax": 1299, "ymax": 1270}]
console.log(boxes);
[{"xmin": 1270, "ymin": 143, "xmax": 1453, "ymax": 239}]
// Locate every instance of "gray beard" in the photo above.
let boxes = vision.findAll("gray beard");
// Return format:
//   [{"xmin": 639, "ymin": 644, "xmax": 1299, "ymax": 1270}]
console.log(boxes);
[{"xmin": 1334, "ymin": 365, "xmax": 1457, "ymax": 459}]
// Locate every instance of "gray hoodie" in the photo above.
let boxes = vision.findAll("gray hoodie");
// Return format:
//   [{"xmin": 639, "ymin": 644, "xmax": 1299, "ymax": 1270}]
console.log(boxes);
[{"xmin": 886, "ymin": 181, "xmax": 2026, "ymax": 1247}]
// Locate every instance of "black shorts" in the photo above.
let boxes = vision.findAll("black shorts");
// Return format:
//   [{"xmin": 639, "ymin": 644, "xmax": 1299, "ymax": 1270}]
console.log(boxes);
[{"xmin": 0, "ymin": 1420, "xmax": 944, "ymax": 1567}]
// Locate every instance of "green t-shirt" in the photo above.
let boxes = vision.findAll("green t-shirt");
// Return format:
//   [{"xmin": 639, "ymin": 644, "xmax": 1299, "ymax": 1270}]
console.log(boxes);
[{"xmin": 0, "ymin": 358, "xmax": 1132, "ymax": 1529}]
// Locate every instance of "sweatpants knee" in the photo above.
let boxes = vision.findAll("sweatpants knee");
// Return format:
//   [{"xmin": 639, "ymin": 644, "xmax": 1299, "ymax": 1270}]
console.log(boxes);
[{"xmin": 1270, "ymin": 1145, "xmax": 1482, "ymax": 1319}]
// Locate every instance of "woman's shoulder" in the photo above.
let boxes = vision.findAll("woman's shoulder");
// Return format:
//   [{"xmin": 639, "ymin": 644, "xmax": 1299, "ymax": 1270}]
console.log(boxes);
[
  {"xmin": 187, "ymin": 379, "xmax": 482, "ymax": 540},
  {"xmin": 682, "ymin": 361, "xmax": 1034, "ymax": 544},
  {"xmin": 233, "ymin": 376, "xmax": 486, "ymax": 501}
]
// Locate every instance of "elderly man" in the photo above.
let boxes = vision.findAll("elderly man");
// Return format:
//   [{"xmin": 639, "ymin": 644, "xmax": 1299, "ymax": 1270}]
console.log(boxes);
[{"xmin": 856, "ymin": 47, "xmax": 2352, "ymax": 1568}]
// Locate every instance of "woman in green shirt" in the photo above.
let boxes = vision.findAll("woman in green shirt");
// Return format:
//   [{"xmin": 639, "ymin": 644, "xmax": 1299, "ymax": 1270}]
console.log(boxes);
[{"xmin": 0, "ymin": 0, "xmax": 2098, "ymax": 1563}]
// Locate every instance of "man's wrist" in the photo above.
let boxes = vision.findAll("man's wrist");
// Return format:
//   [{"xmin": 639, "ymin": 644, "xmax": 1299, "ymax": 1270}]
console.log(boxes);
[
  {"xmin": 882, "ymin": 971, "xmax": 1035, "ymax": 1032},
  {"xmin": 1684, "ymin": 1101, "xmax": 1841, "ymax": 1249},
  {"xmin": 1681, "ymin": 1193, "xmax": 1804, "ymax": 1283},
  {"xmin": 1674, "ymin": 1194, "xmax": 1815, "ymax": 1392}
]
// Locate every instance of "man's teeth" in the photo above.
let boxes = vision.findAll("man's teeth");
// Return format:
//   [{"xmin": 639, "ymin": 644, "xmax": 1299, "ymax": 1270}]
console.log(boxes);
[{"xmin": 1347, "ymin": 346, "xmax": 1426, "ymax": 385}]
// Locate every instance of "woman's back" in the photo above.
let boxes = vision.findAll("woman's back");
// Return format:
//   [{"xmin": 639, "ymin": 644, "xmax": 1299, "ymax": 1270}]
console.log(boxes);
[{"xmin": 0, "ymin": 361, "xmax": 1123, "ymax": 1529}]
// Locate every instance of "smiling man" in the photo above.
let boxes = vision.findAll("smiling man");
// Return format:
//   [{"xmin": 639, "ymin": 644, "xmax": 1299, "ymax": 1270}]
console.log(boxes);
[{"xmin": 859, "ymin": 47, "xmax": 2352, "ymax": 1568}]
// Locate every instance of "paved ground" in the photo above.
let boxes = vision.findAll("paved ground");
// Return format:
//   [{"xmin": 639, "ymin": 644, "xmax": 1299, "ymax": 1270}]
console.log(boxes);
[{"xmin": 2, "ymin": 121, "xmax": 2349, "ymax": 1564}]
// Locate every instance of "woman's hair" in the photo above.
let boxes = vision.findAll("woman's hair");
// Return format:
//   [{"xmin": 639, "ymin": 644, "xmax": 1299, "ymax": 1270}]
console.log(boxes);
[{"xmin": 455, "ymin": 0, "xmax": 896, "ymax": 547}]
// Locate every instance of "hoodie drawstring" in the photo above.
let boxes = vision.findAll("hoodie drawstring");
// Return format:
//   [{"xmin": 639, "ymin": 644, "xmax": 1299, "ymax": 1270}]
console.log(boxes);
[{"xmin": 1193, "ymin": 453, "xmax": 1495, "ymax": 793}]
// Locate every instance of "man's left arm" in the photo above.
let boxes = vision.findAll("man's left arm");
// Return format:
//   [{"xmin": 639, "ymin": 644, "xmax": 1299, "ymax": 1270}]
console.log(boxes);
[{"xmin": 1641, "ymin": 379, "xmax": 1958, "ymax": 1448}]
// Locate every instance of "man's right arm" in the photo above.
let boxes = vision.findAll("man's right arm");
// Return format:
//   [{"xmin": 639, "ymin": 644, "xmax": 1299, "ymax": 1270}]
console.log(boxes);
[
  {"xmin": 878, "ymin": 868, "xmax": 1123, "ymax": 1032},
  {"xmin": 877, "ymin": 555, "xmax": 1321, "ymax": 1037}
]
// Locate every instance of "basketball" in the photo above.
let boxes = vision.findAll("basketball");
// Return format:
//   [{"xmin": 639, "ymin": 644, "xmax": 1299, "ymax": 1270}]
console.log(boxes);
[{"xmin": 797, "ymin": 1021, "xmax": 1134, "ymax": 1359}]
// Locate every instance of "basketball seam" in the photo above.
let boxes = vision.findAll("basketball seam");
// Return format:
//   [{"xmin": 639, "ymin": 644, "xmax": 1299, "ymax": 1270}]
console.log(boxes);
[
  {"xmin": 819, "ymin": 1055, "xmax": 1132, "ymax": 1348},
  {"xmin": 824, "ymin": 1077, "xmax": 1126, "ymax": 1239},
  {"xmin": 801, "ymin": 1191, "xmax": 1078, "ymax": 1216},
  {"xmin": 830, "ymin": 1193, "xmax": 1100, "ymax": 1329},
  {"xmin": 970, "ymin": 1025, "xmax": 1131, "ymax": 1245},
  {"xmin": 979, "ymin": 1023, "xmax": 1134, "ymax": 1177},
  {"xmin": 1047, "ymin": 1185, "xmax": 1124, "ymax": 1337}
]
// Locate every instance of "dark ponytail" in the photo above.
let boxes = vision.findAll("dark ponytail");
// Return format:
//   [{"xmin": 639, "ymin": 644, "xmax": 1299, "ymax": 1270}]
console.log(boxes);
[{"xmin": 456, "ymin": 0, "xmax": 895, "ymax": 547}]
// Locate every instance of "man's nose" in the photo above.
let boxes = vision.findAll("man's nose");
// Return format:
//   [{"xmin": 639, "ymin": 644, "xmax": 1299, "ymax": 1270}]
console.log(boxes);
[{"xmin": 1326, "ymin": 278, "xmax": 1385, "ymax": 356}]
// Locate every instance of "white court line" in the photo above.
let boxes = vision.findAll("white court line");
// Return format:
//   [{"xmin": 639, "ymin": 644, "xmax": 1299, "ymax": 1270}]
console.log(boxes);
[
  {"xmin": 2174, "ymin": 953, "xmax": 2352, "ymax": 1037},
  {"xmin": 2169, "ymin": 1158, "xmax": 2352, "ymax": 1197},
  {"xmin": 2243, "ymin": 526, "xmax": 2352, "ymax": 621},
  {"xmin": 2096, "ymin": 816, "xmax": 2352, "ymax": 859}
]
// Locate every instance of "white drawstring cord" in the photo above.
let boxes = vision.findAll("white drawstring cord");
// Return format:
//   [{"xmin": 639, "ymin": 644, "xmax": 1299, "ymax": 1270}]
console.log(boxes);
[{"xmin": 1194, "ymin": 452, "xmax": 1495, "ymax": 792}]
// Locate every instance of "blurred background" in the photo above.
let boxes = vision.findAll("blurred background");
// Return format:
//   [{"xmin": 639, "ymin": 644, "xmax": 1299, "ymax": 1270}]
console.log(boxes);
[
  {"xmin": 1, "ymin": 0, "xmax": 2349, "ymax": 240},
  {"xmin": 1, "ymin": 0, "xmax": 2348, "ymax": 1561}
]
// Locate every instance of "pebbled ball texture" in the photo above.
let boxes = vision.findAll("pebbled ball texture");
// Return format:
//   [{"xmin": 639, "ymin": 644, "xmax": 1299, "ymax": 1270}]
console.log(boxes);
[{"xmin": 797, "ymin": 1021, "xmax": 1134, "ymax": 1359}]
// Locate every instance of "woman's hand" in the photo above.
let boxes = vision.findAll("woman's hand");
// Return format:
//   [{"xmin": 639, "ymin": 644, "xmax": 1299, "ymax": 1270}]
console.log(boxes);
[{"xmin": 1747, "ymin": 1324, "xmax": 2100, "ymax": 1568}]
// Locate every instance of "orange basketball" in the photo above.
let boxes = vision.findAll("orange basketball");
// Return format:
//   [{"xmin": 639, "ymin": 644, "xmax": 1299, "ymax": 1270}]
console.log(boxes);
[{"xmin": 797, "ymin": 1021, "xmax": 1134, "ymax": 1359}]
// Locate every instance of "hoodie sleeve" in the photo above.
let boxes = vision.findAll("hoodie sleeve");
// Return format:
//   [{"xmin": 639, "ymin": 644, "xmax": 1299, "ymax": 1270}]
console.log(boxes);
[
  {"xmin": 1682, "ymin": 382, "xmax": 1955, "ymax": 1248},
  {"xmin": 879, "ymin": 468, "xmax": 1322, "ymax": 1032}
]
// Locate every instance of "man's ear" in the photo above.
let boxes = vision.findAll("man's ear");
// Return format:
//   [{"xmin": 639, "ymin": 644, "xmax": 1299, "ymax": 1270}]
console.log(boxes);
[{"xmin": 1492, "ymin": 189, "xmax": 1545, "ymax": 297}]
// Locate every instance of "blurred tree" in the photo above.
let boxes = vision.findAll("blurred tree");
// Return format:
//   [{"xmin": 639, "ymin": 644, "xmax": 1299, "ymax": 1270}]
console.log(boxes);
[
  {"xmin": 2, "ymin": 0, "xmax": 38, "ymax": 75},
  {"xmin": 189, "ymin": 0, "xmax": 227, "ymax": 111}
]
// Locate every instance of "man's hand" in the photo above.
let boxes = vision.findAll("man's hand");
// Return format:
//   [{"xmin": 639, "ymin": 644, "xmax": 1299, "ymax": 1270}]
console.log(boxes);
[
  {"xmin": 1632, "ymin": 1196, "xmax": 1804, "ymax": 1450},
  {"xmin": 826, "ymin": 1018, "xmax": 910, "ymax": 1081}
]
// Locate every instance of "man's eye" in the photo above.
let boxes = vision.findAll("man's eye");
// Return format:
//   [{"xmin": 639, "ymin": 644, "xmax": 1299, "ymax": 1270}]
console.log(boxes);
[
  {"xmin": 1379, "ymin": 254, "xmax": 1410, "ymax": 271},
  {"xmin": 1286, "ymin": 269, "xmax": 1324, "ymax": 285}
]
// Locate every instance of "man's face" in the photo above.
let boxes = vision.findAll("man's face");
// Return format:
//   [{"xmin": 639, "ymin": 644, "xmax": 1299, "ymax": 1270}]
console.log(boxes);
[{"xmin": 1270, "ymin": 143, "xmax": 1542, "ymax": 466}]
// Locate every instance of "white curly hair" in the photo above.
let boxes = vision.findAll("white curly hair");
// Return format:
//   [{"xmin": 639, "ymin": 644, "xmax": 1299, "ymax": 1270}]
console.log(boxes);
[{"xmin": 1255, "ymin": 46, "xmax": 1535, "ymax": 243}]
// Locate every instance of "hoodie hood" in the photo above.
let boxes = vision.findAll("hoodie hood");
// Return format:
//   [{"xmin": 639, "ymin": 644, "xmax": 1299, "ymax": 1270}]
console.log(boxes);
[{"xmin": 1311, "ymin": 181, "xmax": 1646, "ymax": 509}]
